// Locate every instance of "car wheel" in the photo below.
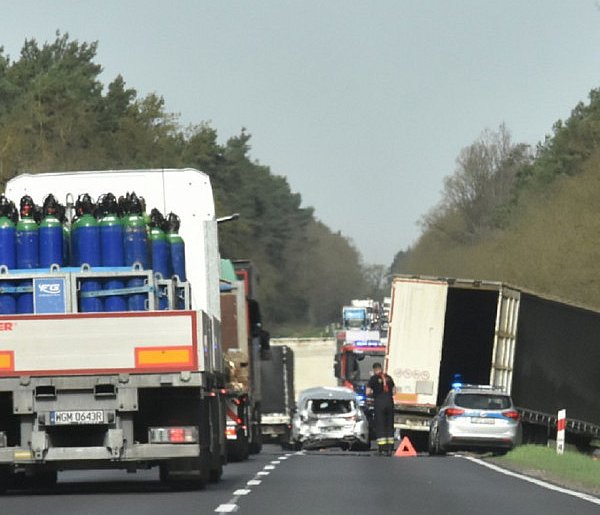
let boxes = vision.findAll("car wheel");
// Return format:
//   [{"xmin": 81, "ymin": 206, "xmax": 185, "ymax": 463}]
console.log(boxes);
[
  {"xmin": 428, "ymin": 431, "xmax": 437, "ymax": 456},
  {"xmin": 435, "ymin": 433, "xmax": 446, "ymax": 456}
]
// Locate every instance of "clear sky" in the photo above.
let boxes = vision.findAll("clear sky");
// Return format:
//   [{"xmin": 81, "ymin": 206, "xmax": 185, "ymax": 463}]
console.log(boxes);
[{"xmin": 1, "ymin": 1, "xmax": 599, "ymax": 265}]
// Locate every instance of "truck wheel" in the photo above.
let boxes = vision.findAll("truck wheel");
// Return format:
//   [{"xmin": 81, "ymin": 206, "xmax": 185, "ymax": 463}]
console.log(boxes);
[
  {"xmin": 209, "ymin": 463, "xmax": 223, "ymax": 483},
  {"xmin": 0, "ymin": 466, "xmax": 9, "ymax": 494},
  {"xmin": 37, "ymin": 470, "xmax": 58, "ymax": 489},
  {"xmin": 248, "ymin": 424, "xmax": 262, "ymax": 455}
]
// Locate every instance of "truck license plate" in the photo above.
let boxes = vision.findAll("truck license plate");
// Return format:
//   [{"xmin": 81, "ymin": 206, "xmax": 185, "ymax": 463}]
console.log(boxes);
[{"xmin": 50, "ymin": 410, "xmax": 105, "ymax": 425}]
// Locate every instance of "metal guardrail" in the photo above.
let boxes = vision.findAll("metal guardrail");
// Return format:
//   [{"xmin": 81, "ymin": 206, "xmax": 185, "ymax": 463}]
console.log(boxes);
[{"xmin": 518, "ymin": 407, "xmax": 600, "ymax": 437}]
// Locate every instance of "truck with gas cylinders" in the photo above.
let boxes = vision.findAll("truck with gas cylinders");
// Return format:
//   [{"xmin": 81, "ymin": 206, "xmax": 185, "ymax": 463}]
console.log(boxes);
[
  {"xmin": 220, "ymin": 259, "xmax": 269, "ymax": 461},
  {"xmin": 385, "ymin": 275, "xmax": 600, "ymax": 449},
  {"xmin": 0, "ymin": 169, "xmax": 226, "ymax": 491},
  {"xmin": 260, "ymin": 345, "xmax": 295, "ymax": 446}
]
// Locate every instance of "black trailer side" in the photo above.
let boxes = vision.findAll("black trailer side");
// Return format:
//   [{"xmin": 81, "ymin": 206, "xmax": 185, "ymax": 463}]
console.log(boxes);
[{"xmin": 512, "ymin": 292, "xmax": 600, "ymax": 445}]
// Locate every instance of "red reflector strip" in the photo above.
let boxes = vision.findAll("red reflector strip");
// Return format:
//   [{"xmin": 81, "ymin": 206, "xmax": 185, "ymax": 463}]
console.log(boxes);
[
  {"xmin": 135, "ymin": 346, "xmax": 194, "ymax": 369},
  {"xmin": 557, "ymin": 418, "xmax": 566, "ymax": 431},
  {"xmin": 0, "ymin": 351, "xmax": 14, "ymax": 371}
]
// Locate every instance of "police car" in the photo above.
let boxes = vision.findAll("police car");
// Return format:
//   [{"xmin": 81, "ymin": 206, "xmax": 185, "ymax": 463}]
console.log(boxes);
[{"xmin": 428, "ymin": 384, "xmax": 521, "ymax": 455}]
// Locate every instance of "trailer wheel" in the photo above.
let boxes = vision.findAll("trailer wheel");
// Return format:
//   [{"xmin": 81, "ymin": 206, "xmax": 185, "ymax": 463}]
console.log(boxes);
[
  {"xmin": 209, "ymin": 462, "xmax": 223, "ymax": 483},
  {"xmin": 0, "ymin": 466, "xmax": 9, "ymax": 494},
  {"xmin": 37, "ymin": 469, "xmax": 58, "ymax": 490},
  {"xmin": 248, "ymin": 424, "xmax": 262, "ymax": 454}
]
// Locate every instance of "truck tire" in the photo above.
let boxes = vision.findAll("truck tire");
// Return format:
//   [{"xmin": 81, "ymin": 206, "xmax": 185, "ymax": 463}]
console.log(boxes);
[
  {"xmin": 0, "ymin": 466, "xmax": 9, "ymax": 494},
  {"xmin": 209, "ymin": 462, "xmax": 223, "ymax": 483},
  {"xmin": 37, "ymin": 469, "xmax": 58, "ymax": 490},
  {"xmin": 227, "ymin": 430, "xmax": 250, "ymax": 462},
  {"xmin": 248, "ymin": 423, "xmax": 262, "ymax": 455}
]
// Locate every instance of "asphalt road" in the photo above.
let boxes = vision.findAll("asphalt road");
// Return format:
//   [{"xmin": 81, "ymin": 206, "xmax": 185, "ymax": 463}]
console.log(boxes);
[{"xmin": 1, "ymin": 445, "xmax": 598, "ymax": 515}]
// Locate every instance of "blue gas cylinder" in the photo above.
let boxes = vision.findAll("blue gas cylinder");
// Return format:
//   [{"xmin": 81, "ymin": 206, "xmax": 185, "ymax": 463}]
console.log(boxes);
[
  {"xmin": 149, "ymin": 209, "xmax": 171, "ymax": 279},
  {"xmin": 0, "ymin": 200, "xmax": 16, "ymax": 270},
  {"xmin": 16, "ymin": 196, "xmax": 39, "ymax": 314},
  {"xmin": 39, "ymin": 194, "xmax": 64, "ymax": 268},
  {"xmin": 73, "ymin": 194, "xmax": 102, "ymax": 312},
  {"xmin": 0, "ymin": 196, "xmax": 17, "ymax": 314},
  {"xmin": 149, "ymin": 209, "xmax": 171, "ymax": 310},
  {"xmin": 16, "ymin": 196, "xmax": 39, "ymax": 269},
  {"xmin": 120, "ymin": 192, "xmax": 149, "ymax": 311},
  {"xmin": 99, "ymin": 193, "xmax": 126, "ymax": 312},
  {"xmin": 166, "ymin": 213, "xmax": 186, "ymax": 282}
]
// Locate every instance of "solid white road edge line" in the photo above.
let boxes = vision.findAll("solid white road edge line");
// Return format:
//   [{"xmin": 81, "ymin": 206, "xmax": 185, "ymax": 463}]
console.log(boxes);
[{"xmin": 460, "ymin": 455, "xmax": 600, "ymax": 506}]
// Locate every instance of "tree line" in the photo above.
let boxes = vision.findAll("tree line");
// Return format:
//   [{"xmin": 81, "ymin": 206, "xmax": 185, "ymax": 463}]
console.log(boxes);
[
  {"xmin": 0, "ymin": 33, "xmax": 378, "ymax": 331},
  {"xmin": 393, "ymin": 86, "xmax": 600, "ymax": 310}
]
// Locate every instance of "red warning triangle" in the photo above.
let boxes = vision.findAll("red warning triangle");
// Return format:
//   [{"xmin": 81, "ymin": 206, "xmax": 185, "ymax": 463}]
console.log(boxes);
[{"xmin": 394, "ymin": 436, "xmax": 417, "ymax": 457}]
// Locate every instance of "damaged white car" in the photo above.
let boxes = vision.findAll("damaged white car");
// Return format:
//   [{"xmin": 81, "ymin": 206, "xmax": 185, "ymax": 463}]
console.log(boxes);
[{"xmin": 291, "ymin": 387, "xmax": 369, "ymax": 450}]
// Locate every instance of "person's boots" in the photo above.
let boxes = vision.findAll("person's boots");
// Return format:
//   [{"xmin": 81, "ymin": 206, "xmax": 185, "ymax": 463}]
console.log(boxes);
[{"xmin": 387, "ymin": 443, "xmax": 394, "ymax": 456}]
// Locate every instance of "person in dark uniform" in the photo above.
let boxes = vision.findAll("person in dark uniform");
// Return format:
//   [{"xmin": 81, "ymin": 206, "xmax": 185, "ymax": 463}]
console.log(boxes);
[{"xmin": 366, "ymin": 362, "xmax": 395, "ymax": 456}]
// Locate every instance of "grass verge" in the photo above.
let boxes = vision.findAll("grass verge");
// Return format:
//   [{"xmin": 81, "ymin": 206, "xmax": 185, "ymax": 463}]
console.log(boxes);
[{"xmin": 489, "ymin": 445, "xmax": 600, "ymax": 496}]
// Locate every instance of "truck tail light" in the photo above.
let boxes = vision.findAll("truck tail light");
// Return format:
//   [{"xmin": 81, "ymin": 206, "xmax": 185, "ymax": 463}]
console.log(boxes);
[
  {"xmin": 444, "ymin": 408, "xmax": 465, "ymax": 418},
  {"xmin": 225, "ymin": 427, "xmax": 237, "ymax": 439},
  {"xmin": 148, "ymin": 426, "xmax": 198, "ymax": 443},
  {"xmin": 502, "ymin": 410, "xmax": 520, "ymax": 421}
]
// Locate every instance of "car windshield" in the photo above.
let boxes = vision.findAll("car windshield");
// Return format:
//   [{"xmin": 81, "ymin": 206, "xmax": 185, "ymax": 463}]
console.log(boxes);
[
  {"xmin": 309, "ymin": 399, "xmax": 354, "ymax": 414},
  {"xmin": 454, "ymin": 393, "xmax": 511, "ymax": 410}
]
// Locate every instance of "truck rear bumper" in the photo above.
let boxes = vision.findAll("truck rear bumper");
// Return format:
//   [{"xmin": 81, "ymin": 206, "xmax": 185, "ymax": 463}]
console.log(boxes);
[{"xmin": 0, "ymin": 443, "xmax": 201, "ymax": 465}]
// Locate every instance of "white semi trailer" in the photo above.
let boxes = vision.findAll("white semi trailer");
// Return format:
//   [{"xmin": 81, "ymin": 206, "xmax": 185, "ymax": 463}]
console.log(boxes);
[
  {"xmin": 386, "ymin": 275, "xmax": 600, "ymax": 448},
  {"xmin": 0, "ymin": 169, "xmax": 226, "ymax": 491}
]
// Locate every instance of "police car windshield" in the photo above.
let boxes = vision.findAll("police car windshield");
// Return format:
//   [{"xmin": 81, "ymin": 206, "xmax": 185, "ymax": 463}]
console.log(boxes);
[
  {"xmin": 309, "ymin": 399, "xmax": 354, "ymax": 414},
  {"xmin": 455, "ymin": 393, "xmax": 511, "ymax": 410}
]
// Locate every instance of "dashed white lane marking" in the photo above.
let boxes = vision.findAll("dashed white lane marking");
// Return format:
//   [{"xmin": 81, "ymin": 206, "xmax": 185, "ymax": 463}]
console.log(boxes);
[
  {"xmin": 217, "ymin": 454, "xmax": 293, "ymax": 512},
  {"xmin": 460, "ymin": 456, "xmax": 600, "ymax": 506}
]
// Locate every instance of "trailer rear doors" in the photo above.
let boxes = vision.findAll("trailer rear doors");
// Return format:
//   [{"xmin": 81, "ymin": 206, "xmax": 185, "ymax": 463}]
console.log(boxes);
[
  {"xmin": 386, "ymin": 278, "xmax": 449, "ymax": 408},
  {"xmin": 387, "ymin": 276, "xmax": 521, "ymax": 409}
]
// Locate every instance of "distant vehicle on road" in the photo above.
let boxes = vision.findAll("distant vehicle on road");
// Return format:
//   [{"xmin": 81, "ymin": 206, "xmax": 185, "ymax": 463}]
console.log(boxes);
[
  {"xmin": 428, "ymin": 384, "xmax": 521, "ymax": 455},
  {"xmin": 291, "ymin": 387, "xmax": 369, "ymax": 451}
]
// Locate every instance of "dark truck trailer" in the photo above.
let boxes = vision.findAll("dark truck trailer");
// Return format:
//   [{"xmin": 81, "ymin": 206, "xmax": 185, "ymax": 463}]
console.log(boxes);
[
  {"xmin": 260, "ymin": 346, "xmax": 295, "ymax": 445},
  {"xmin": 386, "ymin": 275, "xmax": 600, "ymax": 446}
]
